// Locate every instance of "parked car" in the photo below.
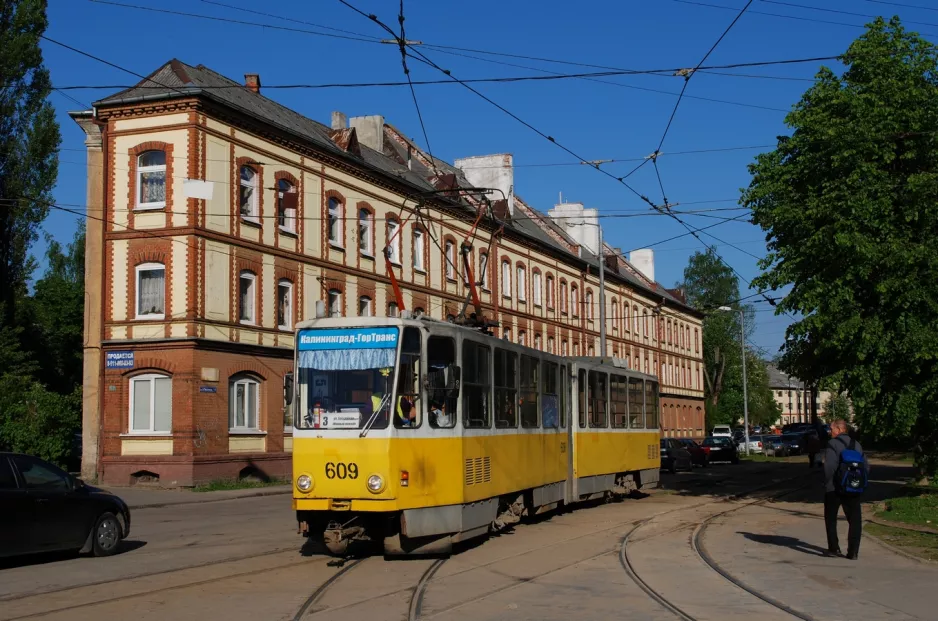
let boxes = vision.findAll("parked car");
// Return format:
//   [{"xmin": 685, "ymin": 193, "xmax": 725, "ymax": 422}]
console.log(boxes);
[
  {"xmin": 712, "ymin": 425, "xmax": 733, "ymax": 438},
  {"xmin": 781, "ymin": 433, "xmax": 805, "ymax": 455},
  {"xmin": 0, "ymin": 453, "xmax": 131, "ymax": 559},
  {"xmin": 678, "ymin": 438, "xmax": 709, "ymax": 468},
  {"xmin": 660, "ymin": 438, "xmax": 694, "ymax": 473},
  {"xmin": 701, "ymin": 436, "xmax": 740, "ymax": 464},
  {"xmin": 738, "ymin": 435, "xmax": 764, "ymax": 454},
  {"xmin": 762, "ymin": 435, "xmax": 790, "ymax": 457}
]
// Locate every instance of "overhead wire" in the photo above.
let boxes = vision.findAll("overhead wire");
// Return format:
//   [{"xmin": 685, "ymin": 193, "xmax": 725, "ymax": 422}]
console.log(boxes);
[{"xmin": 761, "ymin": 0, "xmax": 938, "ymax": 30}]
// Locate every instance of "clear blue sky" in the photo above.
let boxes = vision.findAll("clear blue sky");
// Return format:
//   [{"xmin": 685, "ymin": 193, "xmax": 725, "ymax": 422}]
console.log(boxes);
[{"xmin": 39, "ymin": 0, "xmax": 936, "ymax": 356}]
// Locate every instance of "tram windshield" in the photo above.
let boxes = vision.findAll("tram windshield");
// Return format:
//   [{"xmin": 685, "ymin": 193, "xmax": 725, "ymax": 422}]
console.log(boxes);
[{"xmin": 295, "ymin": 326, "xmax": 400, "ymax": 430}]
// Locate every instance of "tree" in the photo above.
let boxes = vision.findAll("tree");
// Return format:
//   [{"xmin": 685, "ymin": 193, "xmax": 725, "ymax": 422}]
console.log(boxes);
[
  {"xmin": 0, "ymin": 0, "xmax": 61, "ymax": 326},
  {"xmin": 824, "ymin": 394, "xmax": 852, "ymax": 422},
  {"xmin": 742, "ymin": 18, "xmax": 938, "ymax": 476}
]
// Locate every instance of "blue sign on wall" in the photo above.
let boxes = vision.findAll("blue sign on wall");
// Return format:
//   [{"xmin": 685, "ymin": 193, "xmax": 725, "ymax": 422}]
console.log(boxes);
[
  {"xmin": 105, "ymin": 350, "xmax": 134, "ymax": 369},
  {"xmin": 199, "ymin": 386, "xmax": 217, "ymax": 393},
  {"xmin": 297, "ymin": 327, "xmax": 399, "ymax": 351}
]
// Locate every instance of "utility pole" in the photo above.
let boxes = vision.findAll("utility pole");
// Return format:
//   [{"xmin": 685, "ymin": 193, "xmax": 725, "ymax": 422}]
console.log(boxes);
[{"xmin": 598, "ymin": 225, "xmax": 606, "ymax": 356}]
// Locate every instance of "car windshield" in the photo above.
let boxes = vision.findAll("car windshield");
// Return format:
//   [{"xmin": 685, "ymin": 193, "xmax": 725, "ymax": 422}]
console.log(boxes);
[
  {"xmin": 703, "ymin": 437, "xmax": 730, "ymax": 446},
  {"xmin": 295, "ymin": 326, "xmax": 403, "ymax": 430}
]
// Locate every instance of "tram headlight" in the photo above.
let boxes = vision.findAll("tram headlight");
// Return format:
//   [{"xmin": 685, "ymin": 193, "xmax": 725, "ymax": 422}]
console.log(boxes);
[
  {"xmin": 366, "ymin": 474, "xmax": 385, "ymax": 494},
  {"xmin": 296, "ymin": 474, "xmax": 313, "ymax": 492}
]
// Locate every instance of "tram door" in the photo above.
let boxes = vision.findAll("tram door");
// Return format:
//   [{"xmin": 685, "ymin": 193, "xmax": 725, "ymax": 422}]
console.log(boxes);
[{"xmin": 565, "ymin": 364, "xmax": 579, "ymax": 504}]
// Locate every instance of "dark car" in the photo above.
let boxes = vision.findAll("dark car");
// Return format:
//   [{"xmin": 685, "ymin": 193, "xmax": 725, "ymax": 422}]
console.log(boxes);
[
  {"xmin": 678, "ymin": 438, "xmax": 709, "ymax": 467},
  {"xmin": 762, "ymin": 435, "xmax": 790, "ymax": 457},
  {"xmin": 701, "ymin": 436, "xmax": 740, "ymax": 464},
  {"xmin": 781, "ymin": 433, "xmax": 805, "ymax": 455},
  {"xmin": 0, "ymin": 453, "xmax": 131, "ymax": 559},
  {"xmin": 660, "ymin": 438, "xmax": 693, "ymax": 473}
]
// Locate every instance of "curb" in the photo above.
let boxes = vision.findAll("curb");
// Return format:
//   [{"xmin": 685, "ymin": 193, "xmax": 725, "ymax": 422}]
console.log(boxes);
[
  {"xmin": 862, "ymin": 524, "xmax": 937, "ymax": 565},
  {"xmin": 129, "ymin": 487, "xmax": 292, "ymax": 510}
]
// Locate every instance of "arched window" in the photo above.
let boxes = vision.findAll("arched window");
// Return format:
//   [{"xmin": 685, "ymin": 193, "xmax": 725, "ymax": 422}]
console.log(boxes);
[
  {"xmin": 560, "ymin": 280, "xmax": 568, "ymax": 313},
  {"xmin": 667, "ymin": 320, "xmax": 672, "ymax": 344},
  {"xmin": 518, "ymin": 330, "xmax": 526, "ymax": 346},
  {"xmin": 585, "ymin": 290, "xmax": 593, "ymax": 320},
  {"xmin": 573, "ymin": 341, "xmax": 580, "ymax": 356},
  {"xmin": 561, "ymin": 340, "xmax": 568, "ymax": 356},
  {"xmin": 239, "ymin": 270, "xmax": 256, "ymax": 324},
  {"xmin": 328, "ymin": 288, "xmax": 342, "ymax": 317},
  {"xmin": 546, "ymin": 274, "xmax": 555, "ymax": 309},
  {"xmin": 358, "ymin": 296, "xmax": 372, "ymax": 317},
  {"xmin": 137, "ymin": 150, "xmax": 166, "ymax": 209},
  {"xmin": 633, "ymin": 305, "xmax": 639, "ymax": 333},
  {"xmin": 532, "ymin": 270, "xmax": 542, "ymax": 306},
  {"xmin": 328, "ymin": 197, "xmax": 343, "ymax": 246},
  {"xmin": 503, "ymin": 326, "xmax": 512, "ymax": 341},
  {"xmin": 386, "ymin": 218, "xmax": 401, "ymax": 264},
  {"xmin": 478, "ymin": 251, "xmax": 489, "ymax": 290},
  {"xmin": 358, "ymin": 208, "xmax": 373, "ymax": 256},
  {"xmin": 388, "ymin": 301, "xmax": 399, "ymax": 318},
  {"xmin": 129, "ymin": 373, "xmax": 172, "ymax": 433},
  {"xmin": 501, "ymin": 260, "xmax": 511, "ymax": 298},
  {"xmin": 135, "ymin": 262, "xmax": 165, "ymax": 319},
  {"xmin": 277, "ymin": 279, "xmax": 293, "ymax": 330},
  {"xmin": 534, "ymin": 333, "xmax": 542, "ymax": 350},
  {"xmin": 571, "ymin": 285, "xmax": 579, "ymax": 318},
  {"xmin": 547, "ymin": 336, "xmax": 555, "ymax": 353},
  {"xmin": 444, "ymin": 239, "xmax": 456, "ymax": 281},
  {"xmin": 686, "ymin": 326, "xmax": 691, "ymax": 350},
  {"xmin": 412, "ymin": 227, "xmax": 425, "ymax": 271},
  {"xmin": 517, "ymin": 265, "xmax": 526, "ymax": 302},
  {"xmin": 611, "ymin": 299, "xmax": 619, "ymax": 332},
  {"xmin": 624, "ymin": 303, "xmax": 631, "ymax": 332},
  {"xmin": 695, "ymin": 328, "xmax": 700, "ymax": 353},
  {"xmin": 588, "ymin": 345, "xmax": 595, "ymax": 356},
  {"xmin": 277, "ymin": 178, "xmax": 297, "ymax": 232},
  {"xmin": 230, "ymin": 375, "xmax": 260, "ymax": 431},
  {"xmin": 239, "ymin": 165, "xmax": 259, "ymax": 221}
]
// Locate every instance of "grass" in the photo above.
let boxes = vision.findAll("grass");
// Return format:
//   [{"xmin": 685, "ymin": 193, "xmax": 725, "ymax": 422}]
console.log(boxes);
[
  {"xmin": 876, "ymin": 492, "xmax": 938, "ymax": 528},
  {"xmin": 866, "ymin": 522, "xmax": 938, "ymax": 562},
  {"xmin": 740, "ymin": 453, "xmax": 781, "ymax": 463},
  {"xmin": 192, "ymin": 478, "xmax": 288, "ymax": 492}
]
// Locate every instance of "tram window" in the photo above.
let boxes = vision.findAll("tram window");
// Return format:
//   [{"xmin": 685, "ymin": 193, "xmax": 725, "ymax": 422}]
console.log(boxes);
[
  {"xmin": 394, "ymin": 327, "xmax": 421, "ymax": 429},
  {"xmin": 542, "ymin": 361, "xmax": 559, "ymax": 429},
  {"xmin": 611, "ymin": 374, "xmax": 629, "ymax": 428},
  {"xmin": 520, "ymin": 355, "xmax": 539, "ymax": 428},
  {"xmin": 629, "ymin": 377, "xmax": 645, "ymax": 429},
  {"xmin": 645, "ymin": 380, "xmax": 659, "ymax": 429},
  {"xmin": 427, "ymin": 336, "xmax": 457, "ymax": 429},
  {"xmin": 578, "ymin": 369, "xmax": 587, "ymax": 428},
  {"xmin": 463, "ymin": 341, "xmax": 490, "ymax": 428},
  {"xmin": 494, "ymin": 348, "xmax": 518, "ymax": 428},
  {"xmin": 588, "ymin": 371, "xmax": 608, "ymax": 428},
  {"xmin": 560, "ymin": 366, "xmax": 569, "ymax": 428}
]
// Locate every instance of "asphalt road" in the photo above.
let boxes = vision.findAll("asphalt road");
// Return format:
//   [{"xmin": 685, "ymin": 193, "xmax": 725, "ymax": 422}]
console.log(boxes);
[{"xmin": 1, "ymin": 459, "xmax": 935, "ymax": 621}]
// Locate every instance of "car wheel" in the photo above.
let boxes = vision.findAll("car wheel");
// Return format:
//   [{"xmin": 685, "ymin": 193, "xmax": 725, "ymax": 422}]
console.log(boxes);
[
  {"xmin": 668, "ymin": 461, "xmax": 677, "ymax": 474},
  {"xmin": 92, "ymin": 512, "xmax": 122, "ymax": 557}
]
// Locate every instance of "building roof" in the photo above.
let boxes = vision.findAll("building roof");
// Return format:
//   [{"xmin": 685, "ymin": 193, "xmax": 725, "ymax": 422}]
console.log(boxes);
[
  {"xmin": 766, "ymin": 363, "xmax": 805, "ymax": 390},
  {"xmin": 94, "ymin": 59, "xmax": 698, "ymax": 315}
]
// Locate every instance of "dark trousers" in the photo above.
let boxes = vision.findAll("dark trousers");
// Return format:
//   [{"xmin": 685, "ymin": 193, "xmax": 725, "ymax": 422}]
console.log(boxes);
[{"xmin": 824, "ymin": 491, "xmax": 862, "ymax": 553}]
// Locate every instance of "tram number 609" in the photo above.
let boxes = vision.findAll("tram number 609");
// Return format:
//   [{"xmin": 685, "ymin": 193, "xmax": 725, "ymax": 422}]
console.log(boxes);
[{"xmin": 325, "ymin": 462, "xmax": 358, "ymax": 480}]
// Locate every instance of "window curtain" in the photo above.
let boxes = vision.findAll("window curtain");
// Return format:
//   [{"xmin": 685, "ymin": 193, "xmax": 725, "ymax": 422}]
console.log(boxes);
[
  {"xmin": 139, "ymin": 270, "xmax": 165, "ymax": 314},
  {"xmin": 140, "ymin": 171, "xmax": 166, "ymax": 204}
]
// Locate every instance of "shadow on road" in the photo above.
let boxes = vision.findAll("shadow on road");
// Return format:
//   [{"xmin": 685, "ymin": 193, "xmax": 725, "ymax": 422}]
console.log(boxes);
[
  {"xmin": 737, "ymin": 531, "xmax": 829, "ymax": 557},
  {"xmin": 0, "ymin": 540, "xmax": 148, "ymax": 570}
]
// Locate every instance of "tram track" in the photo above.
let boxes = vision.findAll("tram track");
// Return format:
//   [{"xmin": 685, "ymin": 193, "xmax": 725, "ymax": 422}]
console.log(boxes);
[
  {"xmin": 619, "ymin": 475, "xmax": 817, "ymax": 621},
  {"xmin": 292, "ymin": 557, "xmax": 366, "ymax": 621}
]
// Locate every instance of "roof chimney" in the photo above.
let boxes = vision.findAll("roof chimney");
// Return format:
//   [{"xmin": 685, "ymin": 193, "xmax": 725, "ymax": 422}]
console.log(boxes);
[
  {"xmin": 349, "ymin": 115, "xmax": 385, "ymax": 153},
  {"xmin": 454, "ymin": 154, "xmax": 515, "ymax": 217},
  {"xmin": 244, "ymin": 73, "xmax": 261, "ymax": 94},
  {"xmin": 546, "ymin": 201, "xmax": 600, "ymax": 257},
  {"xmin": 629, "ymin": 248, "xmax": 655, "ymax": 283},
  {"xmin": 331, "ymin": 111, "xmax": 348, "ymax": 130}
]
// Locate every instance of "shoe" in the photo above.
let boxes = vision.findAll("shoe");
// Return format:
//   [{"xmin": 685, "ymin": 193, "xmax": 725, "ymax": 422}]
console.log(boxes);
[
  {"xmin": 846, "ymin": 550, "xmax": 858, "ymax": 560},
  {"xmin": 827, "ymin": 547, "xmax": 843, "ymax": 557}
]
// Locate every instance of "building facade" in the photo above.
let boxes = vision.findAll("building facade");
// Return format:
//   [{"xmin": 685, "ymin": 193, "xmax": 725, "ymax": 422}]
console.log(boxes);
[
  {"xmin": 766, "ymin": 364, "xmax": 832, "ymax": 426},
  {"xmin": 73, "ymin": 61, "xmax": 706, "ymax": 485}
]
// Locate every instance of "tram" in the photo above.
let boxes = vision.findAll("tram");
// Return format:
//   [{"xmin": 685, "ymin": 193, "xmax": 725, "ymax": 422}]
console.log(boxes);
[{"xmin": 290, "ymin": 314, "xmax": 661, "ymax": 555}]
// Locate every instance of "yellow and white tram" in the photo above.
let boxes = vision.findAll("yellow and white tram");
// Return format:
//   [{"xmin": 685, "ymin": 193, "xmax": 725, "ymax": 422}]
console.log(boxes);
[{"xmin": 290, "ymin": 315, "xmax": 661, "ymax": 555}]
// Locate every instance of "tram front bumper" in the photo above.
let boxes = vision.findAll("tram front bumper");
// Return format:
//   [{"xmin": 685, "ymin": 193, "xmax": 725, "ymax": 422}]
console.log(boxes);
[{"xmin": 292, "ymin": 497, "xmax": 400, "ymax": 512}]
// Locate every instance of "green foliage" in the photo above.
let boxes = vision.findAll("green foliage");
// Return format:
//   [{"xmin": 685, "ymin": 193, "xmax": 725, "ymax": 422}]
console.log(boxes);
[
  {"xmin": 743, "ymin": 18, "xmax": 938, "ymax": 476},
  {"xmin": 0, "ymin": 374, "xmax": 80, "ymax": 468},
  {"xmin": 824, "ymin": 393, "xmax": 852, "ymax": 422},
  {"xmin": 680, "ymin": 249, "xmax": 779, "ymax": 429},
  {"xmin": 0, "ymin": 0, "xmax": 61, "ymax": 325}
]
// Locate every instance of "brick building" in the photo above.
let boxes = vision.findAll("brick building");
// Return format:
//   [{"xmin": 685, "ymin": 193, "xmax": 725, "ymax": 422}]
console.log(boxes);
[
  {"xmin": 766, "ymin": 363, "xmax": 832, "ymax": 426},
  {"xmin": 72, "ymin": 60, "xmax": 706, "ymax": 485}
]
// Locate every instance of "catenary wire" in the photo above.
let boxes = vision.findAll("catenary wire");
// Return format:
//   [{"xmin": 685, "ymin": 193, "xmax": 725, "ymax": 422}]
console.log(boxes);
[{"xmin": 761, "ymin": 0, "xmax": 938, "ymax": 30}]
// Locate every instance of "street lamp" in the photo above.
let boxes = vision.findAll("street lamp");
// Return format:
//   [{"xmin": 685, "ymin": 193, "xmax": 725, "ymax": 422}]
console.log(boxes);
[{"xmin": 718, "ymin": 306, "xmax": 749, "ymax": 455}]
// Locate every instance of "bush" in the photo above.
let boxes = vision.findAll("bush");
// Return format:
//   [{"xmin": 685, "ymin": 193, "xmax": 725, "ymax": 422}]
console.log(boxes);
[{"xmin": 0, "ymin": 375, "xmax": 81, "ymax": 468}]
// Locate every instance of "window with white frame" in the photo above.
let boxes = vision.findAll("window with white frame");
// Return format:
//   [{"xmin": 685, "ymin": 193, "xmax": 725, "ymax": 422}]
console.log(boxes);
[
  {"xmin": 229, "ymin": 375, "xmax": 260, "ymax": 431},
  {"xmin": 137, "ymin": 150, "xmax": 166, "ymax": 209},
  {"xmin": 277, "ymin": 179, "xmax": 296, "ymax": 232},
  {"xmin": 359, "ymin": 296, "xmax": 372, "ymax": 317},
  {"xmin": 517, "ymin": 265, "xmax": 526, "ymax": 302},
  {"xmin": 386, "ymin": 219, "xmax": 401, "ymax": 264},
  {"xmin": 501, "ymin": 260, "xmax": 511, "ymax": 298},
  {"xmin": 560, "ymin": 281, "xmax": 568, "ymax": 313},
  {"xmin": 239, "ymin": 166, "xmax": 258, "ymax": 221},
  {"xmin": 611, "ymin": 300, "xmax": 619, "ymax": 332},
  {"xmin": 130, "ymin": 373, "xmax": 172, "ymax": 434},
  {"xmin": 388, "ymin": 302, "xmax": 399, "ymax": 318},
  {"xmin": 359, "ymin": 209, "xmax": 373, "ymax": 256},
  {"xmin": 328, "ymin": 197, "xmax": 343, "ymax": 246},
  {"xmin": 503, "ymin": 327, "xmax": 512, "ymax": 341},
  {"xmin": 444, "ymin": 240, "xmax": 456, "ymax": 281},
  {"xmin": 532, "ymin": 271, "xmax": 542, "ymax": 306},
  {"xmin": 239, "ymin": 271, "xmax": 256, "ymax": 324},
  {"xmin": 328, "ymin": 289, "xmax": 342, "ymax": 317},
  {"xmin": 277, "ymin": 280, "xmax": 292, "ymax": 330},
  {"xmin": 571, "ymin": 286, "xmax": 579, "ymax": 317},
  {"xmin": 135, "ymin": 263, "xmax": 165, "ymax": 319},
  {"xmin": 546, "ymin": 275, "xmax": 554, "ymax": 308},
  {"xmin": 478, "ymin": 252, "xmax": 489, "ymax": 289},
  {"xmin": 518, "ymin": 330, "xmax": 525, "ymax": 346},
  {"xmin": 585, "ymin": 290, "xmax": 593, "ymax": 320},
  {"xmin": 633, "ymin": 306, "xmax": 639, "ymax": 333},
  {"xmin": 561, "ymin": 340, "xmax": 568, "ymax": 356},
  {"xmin": 412, "ymin": 228, "xmax": 425, "ymax": 271},
  {"xmin": 547, "ymin": 336, "xmax": 555, "ymax": 353},
  {"xmin": 534, "ymin": 333, "xmax": 542, "ymax": 350}
]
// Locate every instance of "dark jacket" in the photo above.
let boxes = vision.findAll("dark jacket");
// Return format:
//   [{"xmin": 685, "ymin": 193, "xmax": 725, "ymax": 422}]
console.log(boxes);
[{"xmin": 822, "ymin": 434, "xmax": 870, "ymax": 493}]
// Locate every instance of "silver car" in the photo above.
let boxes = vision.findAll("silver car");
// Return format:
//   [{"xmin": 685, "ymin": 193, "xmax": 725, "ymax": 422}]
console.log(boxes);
[{"xmin": 762, "ymin": 435, "xmax": 790, "ymax": 457}]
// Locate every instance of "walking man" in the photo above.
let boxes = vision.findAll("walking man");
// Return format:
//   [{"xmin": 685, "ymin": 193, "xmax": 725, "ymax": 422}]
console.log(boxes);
[{"xmin": 823, "ymin": 419, "xmax": 869, "ymax": 559}]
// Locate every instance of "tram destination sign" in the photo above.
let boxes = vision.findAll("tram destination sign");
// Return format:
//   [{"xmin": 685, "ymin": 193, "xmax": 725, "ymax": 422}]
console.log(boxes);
[{"xmin": 298, "ymin": 327, "xmax": 399, "ymax": 350}]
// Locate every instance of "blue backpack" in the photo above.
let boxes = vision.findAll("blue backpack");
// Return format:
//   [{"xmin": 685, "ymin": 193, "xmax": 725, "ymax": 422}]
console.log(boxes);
[{"xmin": 834, "ymin": 437, "xmax": 868, "ymax": 494}]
